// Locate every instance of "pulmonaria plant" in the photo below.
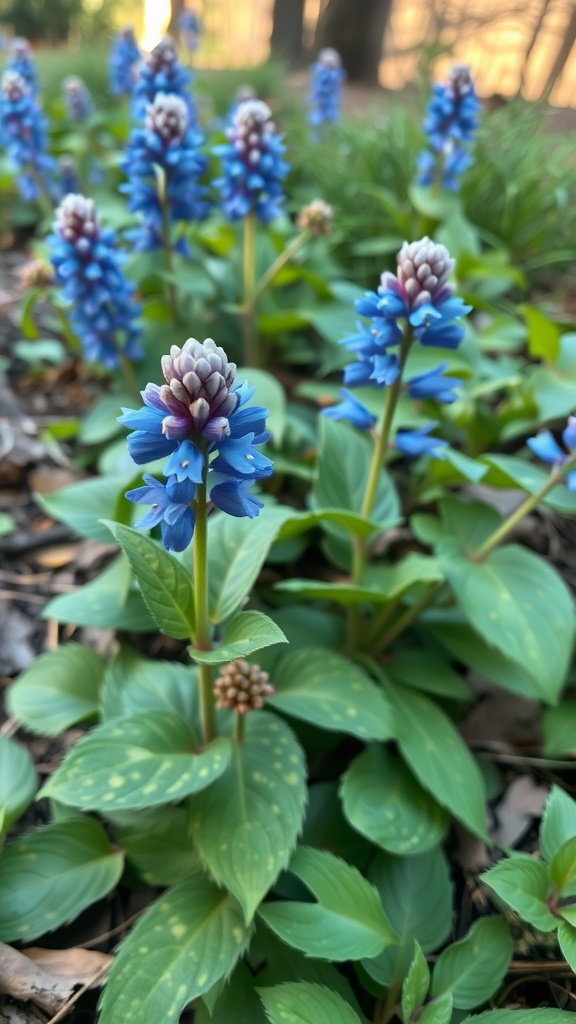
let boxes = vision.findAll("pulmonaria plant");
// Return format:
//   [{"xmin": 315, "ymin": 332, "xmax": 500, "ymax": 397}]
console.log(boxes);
[
  {"xmin": 121, "ymin": 337, "xmax": 273, "ymax": 550},
  {"xmin": 108, "ymin": 27, "xmax": 141, "ymax": 97},
  {"xmin": 7, "ymin": 37, "xmax": 37, "ymax": 94},
  {"xmin": 58, "ymin": 155, "xmax": 79, "ymax": 198},
  {"xmin": 214, "ymin": 98, "xmax": 289, "ymax": 222},
  {"xmin": 120, "ymin": 92, "xmax": 208, "ymax": 253},
  {"xmin": 62, "ymin": 75, "xmax": 93, "ymax": 123},
  {"xmin": 326, "ymin": 236, "xmax": 469, "ymax": 457},
  {"xmin": 213, "ymin": 659, "xmax": 274, "ymax": 713},
  {"xmin": 47, "ymin": 194, "xmax": 142, "ymax": 367},
  {"xmin": 417, "ymin": 64, "xmax": 481, "ymax": 191},
  {"xmin": 527, "ymin": 417, "xmax": 576, "ymax": 490},
  {"xmin": 0, "ymin": 71, "xmax": 54, "ymax": 202},
  {"xmin": 132, "ymin": 36, "xmax": 194, "ymax": 122},
  {"xmin": 308, "ymin": 48, "xmax": 344, "ymax": 134}
]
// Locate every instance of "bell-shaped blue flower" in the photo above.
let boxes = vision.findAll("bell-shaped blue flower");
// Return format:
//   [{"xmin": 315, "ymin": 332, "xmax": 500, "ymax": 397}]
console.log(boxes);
[
  {"xmin": 395, "ymin": 423, "xmax": 448, "ymax": 460},
  {"xmin": 406, "ymin": 363, "xmax": 462, "ymax": 403},
  {"xmin": 214, "ymin": 99, "xmax": 289, "ymax": 222},
  {"xmin": 323, "ymin": 389, "xmax": 376, "ymax": 431},
  {"xmin": 417, "ymin": 64, "xmax": 481, "ymax": 191},
  {"xmin": 527, "ymin": 416, "xmax": 576, "ymax": 491},
  {"xmin": 308, "ymin": 48, "xmax": 344, "ymax": 134},
  {"xmin": 109, "ymin": 28, "xmax": 141, "ymax": 97},
  {"xmin": 0, "ymin": 70, "xmax": 54, "ymax": 201}
]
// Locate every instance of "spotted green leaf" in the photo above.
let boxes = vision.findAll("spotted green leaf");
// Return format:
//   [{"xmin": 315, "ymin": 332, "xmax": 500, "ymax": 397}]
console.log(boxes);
[
  {"xmin": 190, "ymin": 610, "xmax": 287, "ymax": 665},
  {"xmin": 258, "ymin": 982, "xmax": 364, "ymax": 1024},
  {"xmin": 105, "ymin": 521, "xmax": 195, "ymax": 639},
  {"xmin": 267, "ymin": 647, "xmax": 394, "ymax": 741},
  {"xmin": 190, "ymin": 712, "xmax": 306, "ymax": 923},
  {"xmin": 7, "ymin": 643, "xmax": 105, "ymax": 735},
  {"xmin": 431, "ymin": 917, "xmax": 512, "ymax": 1009},
  {"xmin": 0, "ymin": 817, "xmax": 123, "ymax": 941},
  {"xmin": 42, "ymin": 711, "xmax": 231, "ymax": 811},
  {"xmin": 462, "ymin": 1011, "xmax": 573, "ymax": 1024},
  {"xmin": 341, "ymin": 746, "xmax": 448, "ymax": 856},
  {"xmin": 0, "ymin": 735, "xmax": 37, "ymax": 832},
  {"xmin": 258, "ymin": 846, "xmax": 395, "ymax": 962},
  {"xmin": 99, "ymin": 877, "xmax": 250, "ymax": 1024}
]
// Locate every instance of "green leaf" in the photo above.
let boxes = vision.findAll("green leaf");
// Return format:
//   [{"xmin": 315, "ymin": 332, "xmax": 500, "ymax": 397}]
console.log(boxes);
[
  {"xmin": 99, "ymin": 877, "xmax": 250, "ymax": 1024},
  {"xmin": 365, "ymin": 553, "xmax": 444, "ymax": 597},
  {"xmin": 427, "ymin": 620, "xmax": 542, "ymax": 700},
  {"xmin": 21, "ymin": 286, "xmax": 40, "ymax": 338},
  {"xmin": 7, "ymin": 644, "xmax": 105, "ymax": 735},
  {"xmin": 258, "ymin": 845, "xmax": 395, "ymax": 961},
  {"xmin": 313, "ymin": 417, "xmax": 400, "ymax": 533},
  {"xmin": 522, "ymin": 305, "xmax": 561, "ymax": 362},
  {"xmin": 190, "ymin": 610, "xmax": 287, "ymax": 665},
  {"xmin": 197, "ymin": 963, "xmax": 269, "ymax": 1024},
  {"xmin": 43, "ymin": 555, "xmax": 156, "ymax": 631},
  {"xmin": 401, "ymin": 943, "xmax": 430, "ymax": 1024},
  {"xmin": 0, "ymin": 818, "xmax": 123, "ymax": 941},
  {"xmin": 268, "ymin": 647, "xmax": 394, "ymax": 741},
  {"xmin": 236, "ymin": 367, "xmax": 286, "ymax": 445},
  {"xmin": 431, "ymin": 917, "xmax": 512, "ymax": 1009},
  {"xmin": 79, "ymin": 393, "xmax": 127, "ymax": 444},
  {"xmin": 106, "ymin": 522, "xmax": 195, "ymax": 639},
  {"xmin": 418, "ymin": 992, "xmax": 453, "ymax": 1024},
  {"xmin": 438, "ymin": 495, "xmax": 502, "ymax": 552},
  {"xmin": 437, "ymin": 539, "xmax": 574, "ymax": 703},
  {"xmin": 341, "ymin": 746, "xmax": 448, "ymax": 856},
  {"xmin": 388, "ymin": 649, "xmax": 470, "ymax": 701},
  {"xmin": 0, "ymin": 736, "xmax": 37, "ymax": 831},
  {"xmin": 100, "ymin": 646, "xmax": 199, "ymax": 723},
  {"xmin": 190, "ymin": 712, "xmax": 306, "ymax": 922},
  {"xmin": 207, "ymin": 507, "xmax": 290, "ymax": 623},
  {"xmin": 461, "ymin": 1011, "xmax": 573, "ymax": 1024},
  {"xmin": 480, "ymin": 853, "xmax": 557, "ymax": 931},
  {"xmin": 117, "ymin": 805, "xmax": 201, "ymax": 886},
  {"xmin": 381, "ymin": 678, "xmax": 488, "ymax": 839},
  {"xmin": 42, "ymin": 711, "xmax": 232, "ymax": 811},
  {"xmin": 542, "ymin": 704, "xmax": 576, "ymax": 756},
  {"xmin": 558, "ymin": 920, "xmax": 576, "ymax": 973},
  {"xmin": 259, "ymin": 982, "xmax": 363, "ymax": 1024},
  {"xmin": 541, "ymin": 786, "xmax": 576, "ymax": 862},
  {"xmin": 364, "ymin": 848, "xmax": 453, "ymax": 989},
  {"xmin": 35, "ymin": 475, "xmax": 126, "ymax": 543},
  {"xmin": 550, "ymin": 835, "xmax": 576, "ymax": 891},
  {"xmin": 481, "ymin": 455, "xmax": 576, "ymax": 515}
]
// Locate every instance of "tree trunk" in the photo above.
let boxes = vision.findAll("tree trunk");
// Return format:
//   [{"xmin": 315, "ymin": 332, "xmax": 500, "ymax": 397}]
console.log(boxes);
[
  {"xmin": 314, "ymin": 0, "xmax": 392, "ymax": 83},
  {"xmin": 517, "ymin": 0, "xmax": 553, "ymax": 97},
  {"xmin": 168, "ymin": 0, "xmax": 186, "ymax": 36},
  {"xmin": 270, "ymin": 0, "xmax": 306, "ymax": 67},
  {"xmin": 541, "ymin": 2, "xmax": 576, "ymax": 99}
]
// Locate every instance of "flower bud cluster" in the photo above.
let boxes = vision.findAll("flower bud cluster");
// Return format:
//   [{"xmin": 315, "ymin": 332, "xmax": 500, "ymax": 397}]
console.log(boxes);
[
  {"xmin": 7, "ymin": 38, "xmax": 37, "ymax": 93},
  {"xmin": 121, "ymin": 92, "xmax": 209, "ymax": 253},
  {"xmin": 214, "ymin": 99, "xmax": 289, "ymax": 222},
  {"xmin": 108, "ymin": 27, "xmax": 141, "ymax": 98},
  {"xmin": 325, "ymin": 237, "xmax": 471, "ymax": 458},
  {"xmin": 121, "ymin": 337, "xmax": 273, "ymax": 551},
  {"xmin": 47, "ymin": 194, "xmax": 142, "ymax": 368},
  {"xmin": 308, "ymin": 48, "xmax": 344, "ymax": 131},
  {"xmin": 0, "ymin": 70, "xmax": 54, "ymax": 201},
  {"xmin": 417, "ymin": 63, "xmax": 481, "ymax": 191},
  {"xmin": 213, "ymin": 659, "xmax": 274, "ymax": 713},
  {"xmin": 297, "ymin": 198, "xmax": 333, "ymax": 236},
  {"xmin": 132, "ymin": 36, "xmax": 194, "ymax": 122}
]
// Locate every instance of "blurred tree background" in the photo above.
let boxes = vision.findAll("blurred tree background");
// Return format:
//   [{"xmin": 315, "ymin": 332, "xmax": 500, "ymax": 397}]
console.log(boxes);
[{"xmin": 0, "ymin": 0, "xmax": 124, "ymax": 41}]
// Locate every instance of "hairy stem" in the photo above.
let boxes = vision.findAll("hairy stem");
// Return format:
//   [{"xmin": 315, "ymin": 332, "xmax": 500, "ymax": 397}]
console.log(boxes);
[
  {"xmin": 250, "ymin": 229, "xmax": 310, "ymax": 308},
  {"xmin": 242, "ymin": 211, "xmax": 258, "ymax": 366},
  {"xmin": 156, "ymin": 166, "xmax": 180, "ymax": 324},
  {"xmin": 193, "ymin": 468, "xmax": 216, "ymax": 745}
]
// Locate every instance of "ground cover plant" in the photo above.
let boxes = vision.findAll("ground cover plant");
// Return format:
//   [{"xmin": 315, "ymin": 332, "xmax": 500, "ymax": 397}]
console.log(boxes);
[{"xmin": 1, "ymin": 22, "xmax": 576, "ymax": 1024}]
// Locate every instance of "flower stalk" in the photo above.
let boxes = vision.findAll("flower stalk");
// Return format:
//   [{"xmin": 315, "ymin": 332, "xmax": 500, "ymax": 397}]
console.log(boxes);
[
  {"xmin": 193, "ymin": 466, "xmax": 216, "ymax": 745},
  {"xmin": 242, "ymin": 211, "xmax": 258, "ymax": 366}
]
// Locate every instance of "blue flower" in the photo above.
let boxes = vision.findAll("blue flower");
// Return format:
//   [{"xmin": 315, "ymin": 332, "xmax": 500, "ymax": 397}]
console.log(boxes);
[
  {"xmin": 308, "ymin": 48, "xmax": 344, "ymax": 133},
  {"xmin": 395, "ymin": 423, "xmax": 448, "ymax": 460},
  {"xmin": 132, "ymin": 36, "xmax": 195, "ymax": 122},
  {"xmin": 527, "ymin": 417, "xmax": 576, "ymax": 491},
  {"xmin": 47, "ymin": 194, "xmax": 142, "ymax": 368},
  {"xmin": 406, "ymin": 362, "xmax": 462, "ymax": 404},
  {"xmin": 179, "ymin": 8, "xmax": 201, "ymax": 53},
  {"xmin": 122, "ymin": 338, "xmax": 273, "ymax": 549},
  {"xmin": 417, "ymin": 64, "xmax": 481, "ymax": 191},
  {"xmin": 0, "ymin": 71, "xmax": 55, "ymax": 201},
  {"xmin": 214, "ymin": 99, "xmax": 289, "ymax": 222},
  {"xmin": 120, "ymin": 92, "xmax": 209, "ymax": 252},
  {"xmin": 58, "ymin": 156, "xmax": 79, "ymax": 199},
  {"xmin": 7, "ymin": 38, "xmax": 37, "ymax": 94},
  {"xmin": 109, "ymin": 28, "xmax": 141, "ymax": 97},
  {"xmin": 323, "ymin": 389, "xmax": 376, "ymax": 431},
  {"xmin": 63, "ymin": 76, "xmax": 93, "ymax": 123}
]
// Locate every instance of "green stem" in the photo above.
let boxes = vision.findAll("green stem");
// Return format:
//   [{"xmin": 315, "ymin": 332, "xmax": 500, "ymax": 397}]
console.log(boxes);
[
  {"xmin": 242, "ymin": 211, "xmax": 258, "ymax": 366},
  {"xmin": 250, "ymin": 229, "xmax": 310, "ymax": 308},
  {"xmin": 30, "ymin": 166, "xmax": 53, "ymax": 219},
  {"xmin": 193, "ymin": 467, "xmax": 216, "ymax": 745},
  {"xmin": 234, "ymin": 712, "xmax": 245, "ymax": 744},
  {"xmin": 157, "ymin": 166, "xmax": 180, "ymax": 324}
]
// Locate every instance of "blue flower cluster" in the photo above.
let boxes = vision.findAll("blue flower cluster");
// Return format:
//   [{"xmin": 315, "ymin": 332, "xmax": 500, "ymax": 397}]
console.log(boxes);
[
  {"xmin": 417, "ymin": 64, "xmax": 481, "ymax": 191},
  {"xmin": 132, "ymin": 36, "xmax": 194, "ymax": 122},
  {"xmin": 7, "ymin": 38, "xmax": 37, "ymax": 93},
  {"xmin": 58, "ymin": 156, "xmax": 79, "ymax": 198},
  {"xmin": 109, "ymin": 28, "xmax": 141, "ymax": 97},
  {"xmin": 214, "ymin": 99, "xmax": 289, "ymax": 222},
  {"xmin": 47, "ymin": 194, "xmax": 142, "ymax": 368},
  {"xmin": 309, "ymin": 48, "xmax": 344, "ymax": 132},
  {"xmin": 0, "ymin": 71, "xmax": 54, "ymax": 201},
  {"xmin": 179, "ymin": 8, "xmax": 201, "ymax": 53},
  {"xmin": 63, "ymin": 75, "xmax": 93, "ymax": 123},
  {"xmin": 325, "ymin": 237, "xmax": 470, "ymax": 458},
  {"xmin": 121, "ymin": 337, "xmax": 272, "ymax": 551},
  {"xmin": 527, "ymin": 417, "xmax": 576, "ymax": 491},
  {"xmin": 120, "ymin": 92, "xmax": 208, "ymax": 253}
]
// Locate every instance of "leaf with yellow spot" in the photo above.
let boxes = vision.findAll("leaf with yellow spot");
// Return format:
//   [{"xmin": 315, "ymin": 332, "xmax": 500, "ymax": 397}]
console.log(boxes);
[
  {"xmin": 42, "ymin": 711, "xmax": 232, "ymax": 811},
  {"xmin": 0, "ymin": 818, "xmax": 123, "ymax": 941},
  {"xmin": 258, "ymin": 982, "xmax": 364, "ymax": 1024},
  {"xmin": 99, "ymin": 876, "xmax": 250, "ymax": 1024},
  {"xmin": 189, "ymin": 712, "xmax": 307, "ymax": 923}
]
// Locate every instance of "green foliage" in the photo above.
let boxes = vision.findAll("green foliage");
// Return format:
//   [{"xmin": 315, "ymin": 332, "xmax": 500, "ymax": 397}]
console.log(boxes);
[
  {"xmin": 7, "ymin": 643, "xmax": 105, "ymax": 735},
  {"xmin": 259, "ymin": 982, "xmax": 364, "ymax": 1024},
  {"xmin": 0, "ymin": 736, "xmax": 37, "ymax": 834}
]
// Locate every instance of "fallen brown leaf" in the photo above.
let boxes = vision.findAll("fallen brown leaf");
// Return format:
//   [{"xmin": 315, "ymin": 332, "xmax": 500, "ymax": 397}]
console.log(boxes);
[{"xmin": 23, "ymin": 947, "xmax": 111, "ymax": 988}]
